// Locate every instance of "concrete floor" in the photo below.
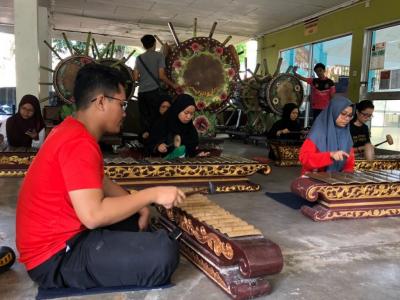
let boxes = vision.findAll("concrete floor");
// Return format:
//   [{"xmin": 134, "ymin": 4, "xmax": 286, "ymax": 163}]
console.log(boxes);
[{"xmin": 1, "ymin": 140, "xmax": 400, "ymax": 300}]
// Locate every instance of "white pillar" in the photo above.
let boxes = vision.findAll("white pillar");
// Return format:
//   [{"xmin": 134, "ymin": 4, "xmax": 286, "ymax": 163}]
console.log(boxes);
[
  {"xmin": 14, "ymin": 0, "xmax": 39, "ymax": 104},
  {"xmin": 38, "ymin": 6, "xmax": 50, "ymax": 102}
]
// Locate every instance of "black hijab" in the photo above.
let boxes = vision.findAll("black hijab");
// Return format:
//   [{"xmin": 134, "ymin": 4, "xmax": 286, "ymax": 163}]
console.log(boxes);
[
  {"xmin": 267, "ymin": 103, "xmax": 301, "ymax": 139},
  {"xmin": 6, "ymin": 95, "xmax": 45, "ymax": 147},
  {"xmin": 166, "ymin": 94, "xmax": 198, "ymax": 157}
]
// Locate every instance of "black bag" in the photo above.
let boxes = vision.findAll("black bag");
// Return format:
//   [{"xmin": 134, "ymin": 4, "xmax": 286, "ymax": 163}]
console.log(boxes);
[{"xmin": 138, "ymin": 56, "xmax": 170, "ymax": 99}]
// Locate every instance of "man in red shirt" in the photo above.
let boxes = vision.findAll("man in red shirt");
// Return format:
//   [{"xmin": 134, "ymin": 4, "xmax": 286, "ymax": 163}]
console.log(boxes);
[
  {"xmin": 294, "ymin": 63, "xmax": 336, "ymax": 121},
  {"xmin": 16, "ymin": 64, "xmax": 185, "ymax": 289}
]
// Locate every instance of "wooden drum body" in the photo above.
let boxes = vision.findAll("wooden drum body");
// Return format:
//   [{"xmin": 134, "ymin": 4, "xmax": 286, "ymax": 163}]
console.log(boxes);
[
  {"xmin": 291, "ymin": 170, "xmax": 400, "ymax": 221},
  {"xmin": 265, "ymin": 73, "xmax": 303, "ymax": 115},
  {"xmin": 53, "ymin": 55, "xmax": 95, "ymax": 104},
  {"xmin": 98, "ymin": 58, "xmax": 135, "ymax": 100}
]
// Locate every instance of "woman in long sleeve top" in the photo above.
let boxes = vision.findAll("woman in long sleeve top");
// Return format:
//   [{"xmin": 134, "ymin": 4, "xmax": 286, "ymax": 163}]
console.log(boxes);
[{"xmin": 299, "ymin": 96, "xmax": 355, "ymax": 175}]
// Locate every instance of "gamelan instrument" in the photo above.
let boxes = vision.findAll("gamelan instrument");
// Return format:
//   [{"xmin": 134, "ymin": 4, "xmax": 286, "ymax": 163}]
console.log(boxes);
[
  {"xmin": 154, "ymin": 193, "xmax": 283, "ymax": 299},
  {"xmin": 0, "ymin": 246, "xmax": 16, "ymax": 274},
  {"xmin": 53, "ymin": 55, "xmax": 95, "ymax": 104},
  {"xmin": 104, "ymin": 154, "xmax": 271, "ymax": 193},
  {"xmin": 268, "ymin": 139, "xmax": 302, "ymax": 166},
  {"xmin": 0, "ymin": 151, "xmax": 36, "ymax": 177},
  {"xmin": 374, "ymin": 134, "xmax": 394, "ymax": 148},
  {"xmin": 291, "ymin": 170, "xmax": 400, "ymax": 221},
  {"xmin": 355, "ymin": 153, "xmax": 400, "ymax": 170},
  {"xmin": 163, "ymin": 20, "xmax": 239, "ymax": 136}
]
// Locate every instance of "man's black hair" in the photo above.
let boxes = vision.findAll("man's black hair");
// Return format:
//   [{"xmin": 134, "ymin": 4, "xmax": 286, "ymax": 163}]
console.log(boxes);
[
  {"xmin": 141, "ymin": 35, "xmax": 156, "ymax": 49},
  {"xmin": 73, "ymin": 63, "xmax": 125, "ymax": 110},
  {"xmin": 356, "ymin": 100, "xmax": 374, "ymax": 112},
  {"xmin": 314, "ymin": 63, "xmax": 326, "ymax": 71}
]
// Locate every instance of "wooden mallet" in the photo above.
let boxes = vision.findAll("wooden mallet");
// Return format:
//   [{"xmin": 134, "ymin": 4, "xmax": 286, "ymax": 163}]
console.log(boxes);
[{"xmin": 374, "ymin": 134, "xmax": 394, "ymax": 148}]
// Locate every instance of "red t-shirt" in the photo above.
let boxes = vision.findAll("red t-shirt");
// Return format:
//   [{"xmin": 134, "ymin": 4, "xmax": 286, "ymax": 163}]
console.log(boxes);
[
  {"xmin": 16, "ymin": 117, "xmax": 104, "ymax": 270},
  {"xmin": 299, "ymin": 138, "xmax": 354, "ymax": 175},
  {"xmin": 306, "ymin": 77, "xmax": 336, "ymax": 110}
]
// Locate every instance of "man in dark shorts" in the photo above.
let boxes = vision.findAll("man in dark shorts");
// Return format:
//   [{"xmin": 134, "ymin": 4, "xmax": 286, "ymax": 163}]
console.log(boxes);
[
  {"xmin": 294, "ymin": 63, "xmax": 336, "ymax": 121},
  {"xmin": 16, "ymin": 63, "xmax": 185, "ymax": 289}
]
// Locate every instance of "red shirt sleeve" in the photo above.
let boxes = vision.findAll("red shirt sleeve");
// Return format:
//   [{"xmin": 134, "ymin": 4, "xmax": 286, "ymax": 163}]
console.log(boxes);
[
  {"xmin": 306, "ymin": 78, "xmax": 313, "ymax": 85},
  {"xmin": 58, "ymin": 139, "xmax": 103, "ymax": 191},
  {"xmin": 343, "ymin": 147, "xmax": 355, "ymax": 172},
  {"xmin": 299, "ymin": 139, "xmax": 332, "ymax": 173}
]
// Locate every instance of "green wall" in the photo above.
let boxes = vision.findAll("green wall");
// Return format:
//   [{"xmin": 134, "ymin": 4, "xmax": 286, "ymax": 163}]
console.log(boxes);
[{"xmin": 257, "ymin": 0, "xmax": 400, "ymax": 102}]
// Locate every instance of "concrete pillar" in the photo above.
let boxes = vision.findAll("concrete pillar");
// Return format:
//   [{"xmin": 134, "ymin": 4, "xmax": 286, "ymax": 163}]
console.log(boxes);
[
  {"xmin": 38, "ymin": 6, "xmax": 51, "ymax": 102},
  {"xmin": 14, "ymin": 0, "xmax": 39, "ymax": 104}
]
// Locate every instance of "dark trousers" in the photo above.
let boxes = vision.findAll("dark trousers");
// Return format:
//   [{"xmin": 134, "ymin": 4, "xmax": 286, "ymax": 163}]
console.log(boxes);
[
  {"xmin": 138, "ymin": 89, "xmax": 160, "ymax": 133},
  {"xmin": 28, "ymin": 215, "xmax": 179, "ymax": 289}
]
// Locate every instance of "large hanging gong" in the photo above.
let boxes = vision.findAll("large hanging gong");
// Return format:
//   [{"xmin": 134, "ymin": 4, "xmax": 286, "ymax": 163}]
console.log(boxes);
[
  {"xmin": 53, "ymin": 55, "xmax": 95, "ymax": 104},
  {"xmin": 265, "ymin": 73, "xmax": 304, "ymax": 115},
  {"xmin": 166, "ymin": 37, "xmax": 239, "ymax": 111},
  {"xmin": 98, "ymin": 58, "xmax": 135, "ymax": 100}
]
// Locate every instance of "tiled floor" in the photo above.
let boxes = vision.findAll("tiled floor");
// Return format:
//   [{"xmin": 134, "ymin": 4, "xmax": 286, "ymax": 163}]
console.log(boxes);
[{"xmin": 1, "ymin": 140, "xmax": 400, "ymax": 300}]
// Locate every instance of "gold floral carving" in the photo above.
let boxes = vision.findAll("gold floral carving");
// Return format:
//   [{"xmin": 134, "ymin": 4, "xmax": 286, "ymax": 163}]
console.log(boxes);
[
  {"xmin": 306, "ymin": 183, "xmax": 400, "ymax": 201},
  {"xmin": 216, "ymin": 184, "xmax": 260, "ymax": 193},
  {"xmin": 314, "ymin": 208, "xmax": 400, "ymax": 221},
  {"xmin": 179, "ymin": 215, "xmax": 234, "ymax": 260},
  {"xmin": 104, "ymin": 163, "xmax": 268, "ymax": 179},
  {"xmin": 355, "ymin": 160, "xmax": 400, "ymax": 171},
  {"xmin": 0, "ymin": 155, "xmax": 35, "ymax": 165},
  {"xmin": 0, "ymin": 170, "xmax": 27, "ymax": 177},
  {"xmin": 180, "ymin": 243, "xmax": 228, "ymax": 290}
]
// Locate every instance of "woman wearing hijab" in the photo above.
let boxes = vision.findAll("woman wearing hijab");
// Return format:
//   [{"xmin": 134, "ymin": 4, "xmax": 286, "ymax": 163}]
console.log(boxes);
[
  {"xmin": 267, "ymin": 103, "xmax": 303, "ymax": 140},
  {"xmin": 299, "ymin": 96, "xmax": 355, "ymax": 175},
  {"xmin": 148, "ymin": 94, "xmax": 199, "ymax": 158},
  {"xmin": 2, "ymin": 95, "xmax": 45, "ymax": 148},
  {"xmin": 144, "ymin": 96, "xmax": 172, "ymax": 154}
]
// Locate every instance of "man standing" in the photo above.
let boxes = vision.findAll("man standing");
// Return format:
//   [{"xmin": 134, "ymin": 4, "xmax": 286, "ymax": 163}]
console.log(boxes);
[
  {"xmin": 134, "ymin": 35, "xmax": 178, "ymax": 139},
  {"xmin": 294, "ymin": 63, "xmax": 336, "ymax": 121},
  {"xmin": 16, "ymin": 64, "xmax": 185, "ymax": 289}
]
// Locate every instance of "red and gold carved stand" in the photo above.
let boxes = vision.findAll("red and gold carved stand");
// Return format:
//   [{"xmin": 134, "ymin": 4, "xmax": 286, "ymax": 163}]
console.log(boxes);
[
  {"xmin": 291, "ymin": 170, "xmax": 400, "ymax": 221},
  {"xmin": 154, "ymin": 204, "xmax": 283, "ymax": 299},
  {"xmin": 105, "ymin": 155, "xmax": 271, "ymax": 193}
]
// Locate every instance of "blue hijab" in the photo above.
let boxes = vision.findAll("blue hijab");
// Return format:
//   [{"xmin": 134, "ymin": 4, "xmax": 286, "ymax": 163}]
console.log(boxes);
[{"xmin": 308, "ymin": 96, "xmax": 353, "ymax": 172}]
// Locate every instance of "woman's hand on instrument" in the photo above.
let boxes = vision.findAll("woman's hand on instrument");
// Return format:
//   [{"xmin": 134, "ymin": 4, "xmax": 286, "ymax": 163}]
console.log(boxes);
[
  {"xmin": 277, "ymin": 128, "xmax": 290, "ymax": 136},
  {"xmin": 25, "ymin": 129, "xmax": 38, "ymax": 140},
  {"xmin": 158, "ymin": 143, "xmax": 168, "ymax": 153},
  {"xmin": 142, "ymin": 132, "xmax": 149, "ymax": 139},
  {"xmin": 330, "ymin": 150, "xmax": 350, "ymax": 161},
  {"xmin": 153, "ymin": 186, "xmax": 186, "ymax": 209},
  {"xmin": 138, "ymin": 206, "xmax": 150, "ymax": 231},
  {"xmin": 197, "ymin": 151, "xmax": 210, "ymax": 157}
]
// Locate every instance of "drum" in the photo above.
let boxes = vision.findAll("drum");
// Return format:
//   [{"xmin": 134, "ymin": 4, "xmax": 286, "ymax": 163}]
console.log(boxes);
[
  {"xmin": 265, "ymin": 73, "xmax": 303, "ymax": 115},
  {"xmin": 166, "ymin": 37, "xmax": 240, "ymax": 111},
  {"xmin": 53, "ymin": 55, "xmax": 95, "ymax": 104},
  {"xmin": 98, "ymin": 58, "xmax": 135, "ymax": 100}
]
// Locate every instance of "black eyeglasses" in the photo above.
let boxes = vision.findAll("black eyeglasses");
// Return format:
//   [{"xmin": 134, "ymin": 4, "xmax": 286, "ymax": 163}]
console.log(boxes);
[
  {"xmin": 360, "ymin": 111, "xmax": 373, "ymax": 118},
  {"xmin": 91, "ymin": 95, "xmax": 128, "ymax": 111}
]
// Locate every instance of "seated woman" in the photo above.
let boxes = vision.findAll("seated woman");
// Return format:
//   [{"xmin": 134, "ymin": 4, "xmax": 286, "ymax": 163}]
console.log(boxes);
[
  {"xmin": 267, "ymin": 103, "xmax": 304, "ymax": 140},
  {"xmin": 299, "ymin": 96, "xmax": 355, "ymax": 175},
  {"xmin": 350, "ymin": 100, "xmax": 374, "ymax": 159},
  {"xmin": 148, "ymin": 94, "xmax": 199, "ymax": 158},
  {"xmin": 0, "ymin": 95, "xmax": 45, "ymax": 148},
  {"xmin": 144, "ymin": 97, "xmax": 172, "ymax": 154}
]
